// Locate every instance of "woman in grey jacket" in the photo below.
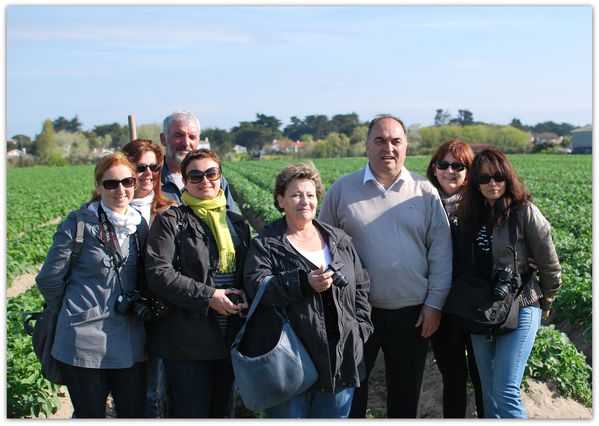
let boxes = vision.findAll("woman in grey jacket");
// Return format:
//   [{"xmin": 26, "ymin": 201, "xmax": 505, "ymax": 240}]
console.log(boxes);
[
  {"xmin": 243, "ymin": 162, "xmax": 373, "ymax": 418},
  {"xmin": 455, "ymin": 146, "xmax": 562, "ymax": 418},
  {"xmin": 36, "ymin": 152, "xmax": 148, "ymax": 418}
]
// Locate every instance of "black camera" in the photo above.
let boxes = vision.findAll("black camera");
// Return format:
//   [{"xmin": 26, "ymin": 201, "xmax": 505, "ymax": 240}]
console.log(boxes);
[
  {"xmin": 226, "ymin": 291, "xmax": 247, "ymax": 318},
  {"xmin": 326, "ymin": 262, "xmax": 349, "ymax": 289},
  {"xmin": 115, "ymin": 290, "xmax": 153, "ymax": 322},
  {"xmin": 492, "ymin": 266, "xmax": 521, "ymax": 301},
  {"xmin": 149, "ymin": 295, "xmax": 174, "ymax": 320}
]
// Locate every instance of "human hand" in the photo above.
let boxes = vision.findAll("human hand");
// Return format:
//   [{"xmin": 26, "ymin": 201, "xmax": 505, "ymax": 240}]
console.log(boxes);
[
  {"xmin": 225, "ymin": 288, "xmax": 249, "ymax": 311},
  {"xmin": 542, "ymin": 310, "xmax": 550, "ymax": 320},
  {"xmin": 415, "ymin": 305, "xmax": 442, "ymax": 338},
  {"xmin": 209, "ymin": 289, "xmax": 243, "ymax": 315},
  {"xmin": 308, "ymin": 265, "xmax": 334, "ymax": 293}
]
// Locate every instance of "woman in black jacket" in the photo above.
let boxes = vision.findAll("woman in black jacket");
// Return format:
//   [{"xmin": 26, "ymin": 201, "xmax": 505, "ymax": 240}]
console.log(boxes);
[
  {"xmin": 243, "ymin": 161, "xmax": 373, "ymax": 418},
  {"xmin": 145, "ymin": 149, "xmax": 250, "ymax": 418}
]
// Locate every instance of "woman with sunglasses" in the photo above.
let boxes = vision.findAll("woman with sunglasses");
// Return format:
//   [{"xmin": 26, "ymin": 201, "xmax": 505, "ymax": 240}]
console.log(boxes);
[
  {"xmin": 145, "ymin": 149, "xmax": 251, "ymax": 418},
  {"xmin": 454, "ymin": 146, "xmax": 561, "ymax": 418},
  {"xmin": 121, "ymin": 139, "xmax": 176, "ymax": 418},
  {"xmin": 122, "ymin": 139, "xmax": 175, "ymax": 227},
  {"xmin": 425, "ymin": 140, "xmax": 484, "ymax": 418},
  {"xmin": 36, "ymin": 152, "xmax": 148, "ymax": 417}
]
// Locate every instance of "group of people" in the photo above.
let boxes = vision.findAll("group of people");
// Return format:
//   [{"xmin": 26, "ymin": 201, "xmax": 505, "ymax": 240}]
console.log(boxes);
[{"xmin": 36, "ymin": 112, "xmax": 561, "ymax": 419}]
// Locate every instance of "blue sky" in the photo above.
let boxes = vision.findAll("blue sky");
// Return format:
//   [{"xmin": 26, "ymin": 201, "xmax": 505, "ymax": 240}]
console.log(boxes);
[{"xmin": 5, "ymin": 4, "xmax": 592, "ymax": 138}]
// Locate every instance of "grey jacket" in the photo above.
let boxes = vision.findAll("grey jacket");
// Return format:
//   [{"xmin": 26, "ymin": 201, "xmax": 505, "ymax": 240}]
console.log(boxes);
[
  {"xmin": 36, "ymin": 203, "xmax": 148, "ymax": 369},
  {"xmin": 492, "ymin": 202, "xmax": 562, "ymax": 311}
]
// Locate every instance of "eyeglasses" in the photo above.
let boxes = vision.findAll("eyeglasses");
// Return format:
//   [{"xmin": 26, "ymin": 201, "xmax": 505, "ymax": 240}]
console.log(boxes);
[
  {"xmin": 435, "ymin": 160, "xmax": 467, "ymax": 172},
  {"xmin": 136, "ymin": 163, "xmax": 161, "ymax": 173},
  {"xmin": 101, "ymin": 177, "xmax": 136, "ymax": 190},
  {"xmin": 478, "ymin": 173, "xmax": 506, "ymax": 184},
  {"xmin": 186, "ymin": 167, "xmax": 221, "ymax": 183}
]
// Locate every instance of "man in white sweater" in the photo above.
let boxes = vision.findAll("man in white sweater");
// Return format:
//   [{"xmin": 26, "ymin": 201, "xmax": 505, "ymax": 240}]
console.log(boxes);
[{"xmin": 319, "ymin": 114, "xmax": 452, "ymax": 418}]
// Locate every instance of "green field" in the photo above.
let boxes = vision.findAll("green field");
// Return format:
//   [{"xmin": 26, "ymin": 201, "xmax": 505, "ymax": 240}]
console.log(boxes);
[{"xmin": 6, "ymin": 154, "xmax": 592, "ymax": 416}]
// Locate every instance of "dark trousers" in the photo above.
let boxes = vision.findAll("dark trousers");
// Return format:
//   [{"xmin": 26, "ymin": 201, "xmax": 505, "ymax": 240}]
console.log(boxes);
[
  {"xmin": 430, "ymin": 313, "xmax": 485, "ymax": 418},
  {"xmin": 350, "ymin": 305, "xmax": 428, "ymax": 418},
  {"xmin": 163, "ymin": 358, "xmax": 234, "ymax": 418},
  {"xmin": 145, "ymin": 356, "xmax": 172, "ymax": 417},
  {"xmin": 57, "ymin": 360, "xmax": 146, "ymax": 418}
]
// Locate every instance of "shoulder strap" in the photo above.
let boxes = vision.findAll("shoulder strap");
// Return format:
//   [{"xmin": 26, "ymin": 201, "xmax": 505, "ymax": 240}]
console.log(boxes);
[
  {"xmin": 508, "ymin": 211, "xmax": 520, "ymax": 248},
  {"xmin": 64, "ymin": 211, "xmax": 85, "ymax": 283}
]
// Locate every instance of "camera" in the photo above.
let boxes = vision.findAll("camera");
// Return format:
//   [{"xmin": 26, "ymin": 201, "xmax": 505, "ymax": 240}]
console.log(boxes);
[
  {"xmin": 326, "ymin": 262, "xmax": 350, "ymax": 289},
  {"xmin": 226, "ymin": 291, "xmax": 247, "ymax": 318},
  {"xmin": 115, "ymin": 290, "xmax": 153, "ymax": 322},
  {"xmin": 149, "ymin": 295, "xmax": 174, "ymax": 320},
  {"xmin": 492, "ymin": 266, "xmax": 521, "ymax": 301}
]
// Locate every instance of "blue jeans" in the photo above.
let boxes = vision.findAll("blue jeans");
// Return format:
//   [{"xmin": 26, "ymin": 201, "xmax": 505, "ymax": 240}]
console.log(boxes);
[
  {"xmin": 470, "ymin": 306, "xmax": 541, "ymax": 418},
  {"xmin": 265, "ymin": 387, "xmax": 354, "ymax": 418},
  {"xmin": 145, "ymin": 357, "xmax": 171, "ymax": 417}
]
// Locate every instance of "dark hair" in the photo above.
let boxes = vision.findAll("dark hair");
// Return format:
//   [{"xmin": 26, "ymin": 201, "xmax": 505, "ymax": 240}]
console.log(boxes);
[
  {"xmin": 121, "ymin": 139, "xmax": 175, "ymax": 214},
  {"xmin": 90, "ymin": 152, "xmax": 136, "ymax": 202},
  {"xmin": 273, "ymin": 161, "xmax": 324, "ymax": 212},
  {"xmin": 426, "ymin": 139, "xmax": 475, "ymax": 191},
  {"xmin": 367, "ymin": 114, "xmax": 408, "ymax": 142},
  {"xmin": 456, "ymin": 146, "xmax": 532, "ymax": 238},
  {"xmin": 181, "ymin": 149, "xmax": 221, "ymax": 180}
]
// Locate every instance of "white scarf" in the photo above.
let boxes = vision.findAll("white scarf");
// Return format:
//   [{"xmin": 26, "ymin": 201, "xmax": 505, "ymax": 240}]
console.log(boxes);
[
  {"xmin": 130, "ymin": 192, "xmax": 154, "ymax": 226},
  {"xmin": 89, "ymin": 201, "xmax": 142, "ymax": 247}
]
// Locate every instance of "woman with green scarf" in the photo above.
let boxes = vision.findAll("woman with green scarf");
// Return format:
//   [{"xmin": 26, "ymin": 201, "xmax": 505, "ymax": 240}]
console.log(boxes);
[{"xmin": 145, "ymin": 149, "xmax": 251, "ymax": 418}]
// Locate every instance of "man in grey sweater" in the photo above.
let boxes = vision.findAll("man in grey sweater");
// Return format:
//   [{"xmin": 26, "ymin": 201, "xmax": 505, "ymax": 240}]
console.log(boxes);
[{"xmin": 318, "ymin": 114, "xmax": 452, "ymax": 418}]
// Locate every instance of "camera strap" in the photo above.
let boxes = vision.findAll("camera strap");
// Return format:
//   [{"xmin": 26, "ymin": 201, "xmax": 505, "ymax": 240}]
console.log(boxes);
[{"xmin": 98, "ymin": 205, "xmax": 127, "ymax": 294}]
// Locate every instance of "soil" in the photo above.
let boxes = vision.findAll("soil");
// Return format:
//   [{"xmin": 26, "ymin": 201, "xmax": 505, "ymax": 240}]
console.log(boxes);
[{"xmin": 12, "ymin": 266, "xmax": 591, "ymax": 419}]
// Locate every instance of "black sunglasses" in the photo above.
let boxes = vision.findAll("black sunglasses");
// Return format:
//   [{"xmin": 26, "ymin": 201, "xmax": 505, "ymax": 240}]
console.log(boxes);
[
  {"xmin": 101, "ymin": 177, "xmax": 137, "ymax": 190},
  {"xmin": 136, "ymin": 163, "xmax": 161, "ymax": 173},
  {"xmin": 435, "ymin": 160, "xmax": 467, "ymax": 172},
  {"xmin": 478, "ymin": 173, "xmax": 506, "ymax": 184},
  {"xmin": 186, "ymin": 167, "xmax": 221, "ymax": 184}
]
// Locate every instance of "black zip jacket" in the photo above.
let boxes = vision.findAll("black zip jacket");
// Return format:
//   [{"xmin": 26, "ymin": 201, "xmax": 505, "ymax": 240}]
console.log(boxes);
[
  {"xmin": 242, "ymin": 217, "xmax": 373, "ymax": 392},
  {"xmin": 145, "ymin": 205, "xmax": 250, "ymax": 360}
]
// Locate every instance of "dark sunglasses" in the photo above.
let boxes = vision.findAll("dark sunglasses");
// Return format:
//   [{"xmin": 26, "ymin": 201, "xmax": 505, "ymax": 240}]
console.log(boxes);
[
  {"xmin": 186, "ymin": 167, "xmax": 221, "ymax": 184},
  {"xmin": 101, "ymin": 177, "xmax": 136, "ymax": 190},
  {"xmin": 478, "ymin": 173, "xmax": 506, "ymax": 184},
  {"xmin": 136, "ymin": 163, "xmax": 161, "ymax": 173},
  {"xmin": 435, "ymin": 160, "xmax": 467, "ymax": 172}
]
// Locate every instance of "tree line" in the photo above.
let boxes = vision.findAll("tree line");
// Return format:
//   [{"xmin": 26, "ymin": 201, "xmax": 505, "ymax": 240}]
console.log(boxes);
[{"xmin": 7, "ymin": 110, "xmax": 582, "ymax": 166}]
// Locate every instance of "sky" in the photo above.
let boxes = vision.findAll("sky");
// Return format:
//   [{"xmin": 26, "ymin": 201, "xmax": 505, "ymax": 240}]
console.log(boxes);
[{"xmin": 4, "ymin": 3, "xmax": 593, "ymax": 139}]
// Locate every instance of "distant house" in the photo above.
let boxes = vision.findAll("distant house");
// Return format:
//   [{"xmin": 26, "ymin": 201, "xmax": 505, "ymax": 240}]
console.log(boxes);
[
  {"xmin": 92, "ymin": 148, "xmax": 115, "ymax": 159},
  {"xmin": 269, "ymin": 139, "xmax": 305, "ymax": 154},
  {"xmin": 7, "ymin": 149, "xmax": 26, "ymax": 159},
  {"xmin": 233, "ymin": 144, "xmax": 247, "ymax": 154},
  {"xmin": 197, "ymin": 137, "xmax": 210, "ymax": 150},
  {"xmin": 571, "ymin": 126, "xmax": 592, "ymax": 154}
]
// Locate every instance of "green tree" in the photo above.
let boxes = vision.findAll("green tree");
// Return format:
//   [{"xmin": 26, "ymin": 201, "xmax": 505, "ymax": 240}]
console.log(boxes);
[
  {"xmin": 10, "ymin": 134, "xmax": 33, "ymax": 152},
  {"xmin": 304, "ymin": 115, "xmax": 332, "ymax": 140},
  {"xmin": 35, "ymin": 119, "xmax": 59, "ymax": 163},
  {"xmin": 136, "ymin": 124, "xmax": 162, "ymax": 143},
  {"xmin": 312, "ymin": 132, "xmax": 350, "ymax": 158},
  {"xmin": 434, "ymin": 109, "xmax": 451, "ymax": 126},
  {"xmin": 203, "ymin": 127, "xmax": 234, "ymax": 157},
  {"xmin": 283, "ymin": 116, "xmax": 307, "ymax": 140},
  {"xmin": 349, "ymin": 125, "xmax": 368, "ymax": 145},
  {"xmin": 93, "ymin": 123, "xmax": 129, "ymax": 149},
  {"xmin": 331, "ymin": 112, "xmax": 361, "ymax": 136}
]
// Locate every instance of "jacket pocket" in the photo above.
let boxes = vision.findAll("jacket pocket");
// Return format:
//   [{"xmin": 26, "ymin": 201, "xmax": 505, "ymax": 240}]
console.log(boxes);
[{"xmin": 66, "ymin": 305, "xmax": 109, "ymax": 326}]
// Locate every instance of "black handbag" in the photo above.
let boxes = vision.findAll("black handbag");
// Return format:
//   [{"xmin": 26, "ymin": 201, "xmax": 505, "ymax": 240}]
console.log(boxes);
[
  {"xmin": 444, "ymin": 213, "xmax": 526, "ymax": 338},
  {"xmin": 22, "ymin": 307, "xmax": 65, "ymax": 384}
]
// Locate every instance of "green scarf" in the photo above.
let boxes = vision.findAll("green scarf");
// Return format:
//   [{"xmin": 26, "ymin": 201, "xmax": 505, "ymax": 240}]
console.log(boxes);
[{"xmin": 181, "ymin": 189, "xmax": 235, "ymax": 273}]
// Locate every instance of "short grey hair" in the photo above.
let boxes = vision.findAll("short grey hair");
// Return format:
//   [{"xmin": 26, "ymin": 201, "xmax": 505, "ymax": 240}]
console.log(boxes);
[
  {"xmin": 162, "ymin": 111, "xmax": 201, "ymax": 136},
  {"xmin": 366, "ymin": 114, "xmax": 408, "ymax": 142}
]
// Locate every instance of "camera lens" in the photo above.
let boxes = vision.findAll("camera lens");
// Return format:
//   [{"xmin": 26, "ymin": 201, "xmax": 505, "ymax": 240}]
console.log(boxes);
[
  {"xmin": 132, "ymin": 302, "xmax": 153, "ymax": 322},
  {"xmin": 115, "ymin": 294, "xmax": 131, "ymax": 314},
  {"xmin": 492, "ymin": 283, "xmax": 510, "ymax": 301}
]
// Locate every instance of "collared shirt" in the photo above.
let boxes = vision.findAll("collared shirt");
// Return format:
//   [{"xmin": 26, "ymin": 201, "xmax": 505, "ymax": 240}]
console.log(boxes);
[{"xmin": 363, "ymin": 163, "xmax": 407, "ymax": 194}]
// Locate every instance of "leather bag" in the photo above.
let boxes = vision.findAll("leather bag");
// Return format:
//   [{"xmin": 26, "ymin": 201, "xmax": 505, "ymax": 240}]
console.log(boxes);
[
  {"xmin": 22, "ymin": 306, "xmax": 65, "ymax": 384},
  {"xmin": 230, "ymin": 277, "xmax": 318, "ymax": 412}
]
